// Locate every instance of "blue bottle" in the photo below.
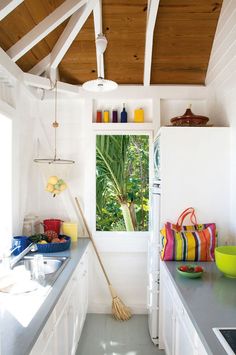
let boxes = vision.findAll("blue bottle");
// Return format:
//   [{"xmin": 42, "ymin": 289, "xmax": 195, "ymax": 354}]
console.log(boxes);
[{"xmin": 121, "ymin": 103, "xmax": 127, "ymax": 123}]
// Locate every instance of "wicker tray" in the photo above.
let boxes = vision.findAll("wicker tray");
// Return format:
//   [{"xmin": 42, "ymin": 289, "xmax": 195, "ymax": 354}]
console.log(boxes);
[{"xmin": 34, "ymin": 235, "xmax": 71, "ymax": 253}]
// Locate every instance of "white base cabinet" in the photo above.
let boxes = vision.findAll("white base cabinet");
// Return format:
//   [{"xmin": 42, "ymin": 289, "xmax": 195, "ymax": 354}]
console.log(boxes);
[
  {"xmin": 30, "ymin": 249, "xmax": 88, "ymax": 355},
  {"xmin": 160, "ymin": 262, "xmax": 208, "ymax": 355}
]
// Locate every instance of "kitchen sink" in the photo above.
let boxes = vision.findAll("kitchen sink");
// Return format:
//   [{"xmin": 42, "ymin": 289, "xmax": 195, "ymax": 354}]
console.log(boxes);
[
  {"xmin": 13, "ymin": 255, "xmax": 70, "ymax": 288},
  {"xmin": 15, "ymin": 255, "xmax": 68, "ymax": 275}
]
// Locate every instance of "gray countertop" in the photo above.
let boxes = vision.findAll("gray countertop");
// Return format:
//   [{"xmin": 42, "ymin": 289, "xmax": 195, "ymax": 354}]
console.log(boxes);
[
  {"xmin": 164, "ymin": 261, "xmax": 236, "ymax": 355},
  {"xmin": 0, "ymin": 238, "xmax": 90, "ymax": 355}
]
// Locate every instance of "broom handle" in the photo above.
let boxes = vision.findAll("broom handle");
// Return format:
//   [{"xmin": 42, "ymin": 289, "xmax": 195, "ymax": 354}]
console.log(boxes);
[{"xmin": 75, "ymin": 197, "xmax": 112, "ymax": 287}]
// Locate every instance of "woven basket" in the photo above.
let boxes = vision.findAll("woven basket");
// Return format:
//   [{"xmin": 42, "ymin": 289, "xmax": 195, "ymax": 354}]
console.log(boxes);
[{"xmin": 35, "ymin": 235, "xmax": 71, "ymax": 253}]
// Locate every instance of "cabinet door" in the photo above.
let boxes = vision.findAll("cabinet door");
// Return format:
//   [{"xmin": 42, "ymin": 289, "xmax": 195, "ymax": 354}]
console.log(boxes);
[
  {"xmin": 162, "ymin": 281, "xmax": 175, "ymax": 355},
  {"xmin": 54, "ymin": 302, "xmax": 69, "ymax": 355},
  {"xmin": 41, "ymin": 332, "xmax": 57, "ymax": 355},
  {"xmin": 174, "ymin": 312, "xmax": 197, "ymax": 355}
]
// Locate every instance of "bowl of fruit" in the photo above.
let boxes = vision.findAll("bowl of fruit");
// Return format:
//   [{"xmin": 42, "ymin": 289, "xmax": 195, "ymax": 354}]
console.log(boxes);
[
  {"xmin": 28, "ymin": 231, "xmax": 71, "ymax": 253},
  {"xmin": 177, "ymin": 265, "xmax": 204, "ymax": 278}
]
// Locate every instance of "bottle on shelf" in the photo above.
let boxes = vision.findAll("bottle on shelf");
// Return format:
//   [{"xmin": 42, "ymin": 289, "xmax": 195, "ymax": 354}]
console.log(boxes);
[
  {"xmin": 103, "ymin": 110, "xmax": 110, "ymax": 123},
  {"xmin": 112, "ymin": 110, "xmax": 118, "ymax": 123},
  {"xmin": 134, "ymin": 108, "xmax": 144, "ymax": 123},
  {"xmin": 121, "ymin": 103, "xmax": 127, "ymax": 123},
  {"xmin": 96, "ymin": 110, "xmax": 102, "ymax": 123}
]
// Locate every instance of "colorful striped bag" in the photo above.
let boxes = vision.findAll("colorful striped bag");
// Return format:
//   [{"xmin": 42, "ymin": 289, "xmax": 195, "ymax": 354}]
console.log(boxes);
[{"xmin": 161, "ymin": 208, "xmax": 217, "ymax": 261}]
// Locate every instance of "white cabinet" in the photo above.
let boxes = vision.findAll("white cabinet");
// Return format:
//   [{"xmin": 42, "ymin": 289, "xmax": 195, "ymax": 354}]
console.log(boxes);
[
  {"xmin": 30, "ymin": 249, "xmax": 88, "ymax": 355},
  {"xmin": 160, "ymin": 262, "xmax": 207, "ymax": 355},
  {"xmin": 174, "ymin": 311, "xmax": 196, "ymax": 355},
  {"xmin": 161, "ymin": 280, "xmax": 175, "ymax": 355}
]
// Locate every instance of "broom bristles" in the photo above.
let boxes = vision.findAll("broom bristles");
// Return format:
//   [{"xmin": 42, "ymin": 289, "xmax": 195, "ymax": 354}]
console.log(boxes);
[
  {"xmin": 109, "ymin": 285, "xmax": 132, "ymax": 321},
  {"xmin": 112, "ymin": 296, "xmax": 132, "ymax": 321}
]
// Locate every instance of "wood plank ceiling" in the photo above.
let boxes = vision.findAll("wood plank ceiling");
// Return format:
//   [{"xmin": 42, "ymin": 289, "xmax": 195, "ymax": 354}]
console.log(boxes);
[{"xmin": 0, "ymin": 0, "xmax": 223, "ymax": 85}]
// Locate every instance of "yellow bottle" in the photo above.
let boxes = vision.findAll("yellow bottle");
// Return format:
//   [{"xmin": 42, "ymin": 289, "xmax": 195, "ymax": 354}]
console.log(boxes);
[
  {"xmin": 103, "ymin": 111, "xmax": 109, "ymax": 123},
  {"xmin": 134, "ymin": 108, "xmax": 144, "ymax": 123}
]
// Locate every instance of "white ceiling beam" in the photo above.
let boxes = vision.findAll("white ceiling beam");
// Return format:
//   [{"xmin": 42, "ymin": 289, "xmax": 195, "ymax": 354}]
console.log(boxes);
[
  {"xmin": 0, "ymin": 47, "xmax": 22, "ymax": 81},
  {"xmin": 93, "ymin": 0, "xmax": 104, "ymax": 78},
  {"xmin": 50, "ymin": 0, "xmax": 97, "ymax": 70},
  {"xmin": 7, "ymin": 0, "xmax": 87, "ymax": 62},
  {"xmin": 24, "ymin": 72, "xmax": 79, "ymax": 94},
  {"xmin": 143, "ymin": 0, "xmax": 160, "ymax": 86},
  {"xmin": 0, "ymin": 0, "xmax": 23, "ymax": 21},
  {"xmin": 28, "ymin": 53, "xmax": 51, "ymax": 76}
]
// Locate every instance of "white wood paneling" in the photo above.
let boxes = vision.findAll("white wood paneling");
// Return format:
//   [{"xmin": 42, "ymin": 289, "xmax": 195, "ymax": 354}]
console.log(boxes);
[
  {"xmin": 206, "ymin": 0, "xmax": 236, "ymax": 86},
  {"xmin": 206, "ymin": 0, "xmax": 236, "ymax": 242}
]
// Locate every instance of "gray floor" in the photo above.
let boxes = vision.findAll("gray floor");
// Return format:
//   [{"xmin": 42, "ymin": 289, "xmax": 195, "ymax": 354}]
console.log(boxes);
[{"xmin": 76, "ymin": 314, "xmax": 165, "ymax": 355}]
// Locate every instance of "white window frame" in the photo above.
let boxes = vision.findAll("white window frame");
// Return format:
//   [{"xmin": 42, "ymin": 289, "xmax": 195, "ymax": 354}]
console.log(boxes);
[{"xmin": 0, "ymin": 100, "xmax": 13, "ymax": 252}]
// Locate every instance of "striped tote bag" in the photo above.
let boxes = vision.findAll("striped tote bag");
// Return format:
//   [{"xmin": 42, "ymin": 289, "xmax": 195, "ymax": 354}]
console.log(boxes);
[{"xmin": 161, "ymin": 208, "xmax": 217, "ymax": 261}]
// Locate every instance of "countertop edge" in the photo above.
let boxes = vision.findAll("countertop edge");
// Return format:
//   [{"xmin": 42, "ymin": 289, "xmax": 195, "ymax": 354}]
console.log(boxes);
[{"xmin": 1, "ymin": 238, "xmax": 90, "ymax": 355}]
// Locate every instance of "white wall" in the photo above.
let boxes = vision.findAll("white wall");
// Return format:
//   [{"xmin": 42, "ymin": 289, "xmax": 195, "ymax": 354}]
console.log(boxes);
[{"xmin": 206, "ymin": 0, "xmax": 236, "ymax": 243}]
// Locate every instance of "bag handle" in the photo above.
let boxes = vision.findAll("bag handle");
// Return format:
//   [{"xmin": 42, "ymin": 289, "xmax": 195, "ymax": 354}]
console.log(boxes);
[{"xmin": 176, "ymin": 207, "xmax": 198, "ymax": 229}]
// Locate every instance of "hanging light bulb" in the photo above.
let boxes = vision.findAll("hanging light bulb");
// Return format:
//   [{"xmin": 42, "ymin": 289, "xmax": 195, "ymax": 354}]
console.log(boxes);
[
  {"xmin": 33, "ymin": 81, "xmax": 75, "ymax": 164},
  {"xmin": 96, "ymin": 33, "xmax": 107, "ymax": 55},
  {"xmin": 82, "ymin": 34, "xmax": 118, "ymax": 93}
]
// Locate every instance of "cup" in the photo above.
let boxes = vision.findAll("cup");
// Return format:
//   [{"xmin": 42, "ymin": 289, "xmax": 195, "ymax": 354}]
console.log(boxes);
[
  {"xmin": 43, "ymin": 219, "xmax": 62, "ymax": 234},
  {"xmin": 11, "ymin": 236, "xmax": 29, "ymax": 256},
  {"xmin": 62, "ymin": 222, "xmax": 78, "ymax": 242}
]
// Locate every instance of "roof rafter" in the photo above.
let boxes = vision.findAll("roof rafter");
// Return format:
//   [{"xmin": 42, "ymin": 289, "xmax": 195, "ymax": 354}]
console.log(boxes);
[
  {"xmin": 143, "ymin": 0, "xmax": 160, "ymax": 86},
  {"xmin": 24, "ymin": 72, "xmax": 79, "ymax": 94},
  {"xmin": 50, "ymin": 0, "xmax": 98, "ymax": 70},
  {"xmin": 0, "ymin": 0, "xmax": 23, "ymax": 21},
  {"xmin": 93, "ymin": 0, "xmax": 104, "ymax": 78},
  {"xmin": 7, "ymin": 0, "xmax": 87, "ymax": 62},
  {"xmin": 28, "ymin": 53, "xmax": 51, "ymax": 76}
]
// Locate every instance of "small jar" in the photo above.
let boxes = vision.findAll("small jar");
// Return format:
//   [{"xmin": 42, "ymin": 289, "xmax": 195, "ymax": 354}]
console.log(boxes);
[{"xmin": 22, "ymin": 215, "xmax": 40, "ymax": 236}]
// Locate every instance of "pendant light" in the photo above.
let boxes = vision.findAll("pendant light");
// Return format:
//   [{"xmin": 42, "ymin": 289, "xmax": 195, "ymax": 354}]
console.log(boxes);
[
  {"xmin": 82, "ymin": 33, "xmax": 118, "ymax": 93},
  {"xmin": 34, "ymin": 81, "xmax": 75, "ymax": 165}
]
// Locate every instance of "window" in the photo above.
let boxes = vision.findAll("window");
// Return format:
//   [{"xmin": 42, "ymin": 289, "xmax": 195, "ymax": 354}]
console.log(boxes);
[
  {"xmin": 0, "ymin": 113, "xmax": 12, "ymax": 251},
  {"xmin": 96, "ymin": 134, "xmax": 149, "ymax": 232}
]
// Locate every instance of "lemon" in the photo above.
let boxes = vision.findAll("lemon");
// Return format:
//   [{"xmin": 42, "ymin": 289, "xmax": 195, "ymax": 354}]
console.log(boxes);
[
  {"xmin": 48, "ymin": 176, "xmax": 58, "ymax": 185},
  {"xmin": 46, "ymin": 183, "xmax": 54, "ymax": 192},
  {"xmin": 53, "ymin": 189, "xmax": 60, "ymax": 195},
  {"xmin": 38, "ymin": 240, "xmax": 47, "ymax": 244}
]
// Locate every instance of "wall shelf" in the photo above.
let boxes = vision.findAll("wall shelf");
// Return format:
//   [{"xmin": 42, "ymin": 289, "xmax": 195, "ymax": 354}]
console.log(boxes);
[{"xmin": 91, "ymin": 122, "xmax": 154, "ymax": 131}]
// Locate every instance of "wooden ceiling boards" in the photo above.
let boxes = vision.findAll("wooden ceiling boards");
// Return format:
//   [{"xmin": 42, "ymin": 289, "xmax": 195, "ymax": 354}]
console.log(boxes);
[{"xmin": 0, "ymin": 0, "xmax": 223, "ymax": 85}]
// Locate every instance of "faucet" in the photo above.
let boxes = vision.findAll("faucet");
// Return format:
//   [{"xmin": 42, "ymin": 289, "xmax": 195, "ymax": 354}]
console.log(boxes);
[{"xmin": 9, "ymin": 243, "xmax": 38, "ymax": 269}]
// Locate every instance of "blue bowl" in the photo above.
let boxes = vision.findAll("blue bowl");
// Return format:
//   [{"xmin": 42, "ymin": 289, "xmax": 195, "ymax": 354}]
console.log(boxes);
[{"xmin": 35, "ymin": 235, "xmax": 71, "ymax": 253}]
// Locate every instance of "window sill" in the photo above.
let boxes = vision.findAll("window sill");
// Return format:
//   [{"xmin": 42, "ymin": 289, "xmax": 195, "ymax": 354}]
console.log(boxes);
[{"xmin": 92, "ymin": 232, "xmax": 149, "ymax": 253}]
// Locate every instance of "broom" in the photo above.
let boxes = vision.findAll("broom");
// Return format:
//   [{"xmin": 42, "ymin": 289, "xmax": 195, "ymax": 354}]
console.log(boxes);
[{"xmin": 75, "ymin": 197, "xmax": 132, "ymax": 321}]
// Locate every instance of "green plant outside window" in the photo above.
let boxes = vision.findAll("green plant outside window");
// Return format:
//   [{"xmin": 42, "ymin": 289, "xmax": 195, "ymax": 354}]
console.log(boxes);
[{"xmin": 96, "ymin": 135, "xmax": 149, "ymax": 231}]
